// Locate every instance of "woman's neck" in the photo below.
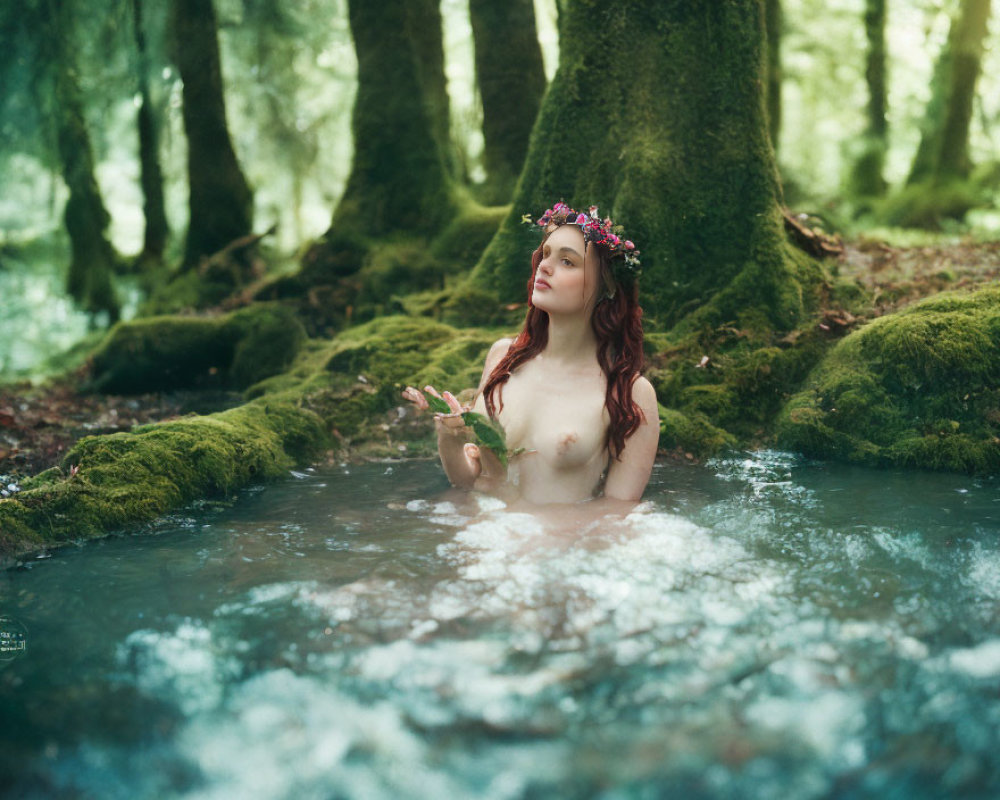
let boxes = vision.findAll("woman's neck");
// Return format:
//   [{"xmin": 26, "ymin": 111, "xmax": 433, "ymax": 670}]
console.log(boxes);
[{"xmin": 542, "ymin": 311, "xmax": 598, "ymax": 365}]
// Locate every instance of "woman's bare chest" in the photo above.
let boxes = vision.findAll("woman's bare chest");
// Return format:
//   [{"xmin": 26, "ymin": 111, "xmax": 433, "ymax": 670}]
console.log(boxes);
[{"xmin": 497, "ymin": 364, "xmax": 609, "ymax": 468}]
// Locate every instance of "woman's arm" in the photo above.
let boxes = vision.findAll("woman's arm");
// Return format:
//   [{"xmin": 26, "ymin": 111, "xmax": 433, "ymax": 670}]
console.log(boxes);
[
  {"xmin": 402, "ymin": 337, "xmax": 513, "ymax": 490},
  {"xmin": 603, "ymin": 376, "xmax": 659, "ymax": 502}
]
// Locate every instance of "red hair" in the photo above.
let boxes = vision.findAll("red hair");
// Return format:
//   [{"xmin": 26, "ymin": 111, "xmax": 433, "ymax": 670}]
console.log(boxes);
[{"xmin": 482, "ymin": 235, "xmax": 645, "ymax": 460}]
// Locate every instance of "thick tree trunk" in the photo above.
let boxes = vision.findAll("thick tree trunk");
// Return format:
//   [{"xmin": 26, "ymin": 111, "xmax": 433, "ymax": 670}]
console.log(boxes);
[
  {"xmin": 764, "ymin": 0, "xmax": 782, "ymax": 152},
  {"xmin": 470, "ymin": 0, "xmax": 817, "ymax": 329},
  {"xmin": 48, "ymin": 0, "xmax": 120, "ymax": 322},
  {"xmin": 468, "ymin": 0, "xmax": 546, "ymax": 203},
  {"xmin": 171, "ymin": 0, "xmax": 253, "ymax": 271},
  {"xmin": 301, "ymin": 0, "xmax": 458, "ymax": 282},
  {"xmin": 849, "ymin": 0, "xmax": 888, "ymax": 197},
  {"xmin": 133, "ymin": 0, "xmax": 169, "ymax": 264},
  {"xmin": 907, "ymin": 0, "xmax": 992, "ymax": 185}
]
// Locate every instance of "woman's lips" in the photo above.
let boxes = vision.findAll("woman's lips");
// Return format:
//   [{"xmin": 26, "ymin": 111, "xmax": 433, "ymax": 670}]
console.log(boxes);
[{"xmin": 534, "ymin": 279, "xmax": 551, "ymax": 290}]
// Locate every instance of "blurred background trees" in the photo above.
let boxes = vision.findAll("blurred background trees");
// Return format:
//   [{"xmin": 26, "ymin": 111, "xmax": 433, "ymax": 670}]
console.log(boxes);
[{"xmin": 0, "ymin": 0, "xmax": 999, "ymax": 374}]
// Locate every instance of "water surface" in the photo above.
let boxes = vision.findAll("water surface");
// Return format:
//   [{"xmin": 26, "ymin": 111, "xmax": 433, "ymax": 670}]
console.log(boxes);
[{"xmin": 1, "ymin": 453, "xmax": 999, "ymax": 798}]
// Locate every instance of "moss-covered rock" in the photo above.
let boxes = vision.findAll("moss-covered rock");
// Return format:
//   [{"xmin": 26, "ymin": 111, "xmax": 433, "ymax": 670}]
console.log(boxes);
[
  {"xmin": 777, "ymin": 285, "xmax": 1000, "ymax": 472},
  {"xmin": 89, "ymin": 303, "xmax": 306, "ymax": 393},
  {"xmin": 0, "ymin": 399, "xmax": 328, "ymax": 563}
]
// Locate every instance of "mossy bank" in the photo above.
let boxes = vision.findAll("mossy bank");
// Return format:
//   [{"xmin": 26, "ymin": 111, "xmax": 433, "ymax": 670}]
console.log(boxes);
[
  {"xmin": 777, "ymin": 285, "xmax": 1000, "ymax": 472},
  {"xmin": 0, "ymin": 313, "xmax": 500, "ymax": 564}
]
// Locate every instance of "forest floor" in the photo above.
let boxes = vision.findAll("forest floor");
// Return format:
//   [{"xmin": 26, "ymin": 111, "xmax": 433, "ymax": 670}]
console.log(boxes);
[{"xmin": 1, "ymin": 238, "xmax": 999, "ymax": 483}]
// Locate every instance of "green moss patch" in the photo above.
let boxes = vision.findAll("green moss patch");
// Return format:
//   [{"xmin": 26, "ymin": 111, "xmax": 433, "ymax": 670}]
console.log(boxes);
[
  {"xmin": 0, "ymin": 398, "xmax": 328, "ymax": 563},
  {"xmin": 777, "ymin": 285, "xmax": 1000, "ymax": 472},
  {"xmin": 89, "ymin": 303, "xmax": 306, "ymax": 394}
]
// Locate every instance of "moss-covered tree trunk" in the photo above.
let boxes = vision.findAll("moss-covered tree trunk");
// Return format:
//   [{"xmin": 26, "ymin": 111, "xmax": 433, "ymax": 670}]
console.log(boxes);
[
  {"xmin": 47, "ymin": 0, "xmax": 120, "ymax": 322},
  {"xmin": 301, "ymin": 0, "xmax": 458, "ymax": 282},
  {"xmin": 133, "ymin": 0, "xmax": 169, "ymax": 265},
  {"xmin": 470, "ymin": 0, "xmax": 819, "ymax": 330},
  {"xmin": 171, "ymin": 0, "xmax": 253, "ymax": 271},
  {"xmin": 764, "ymin": 0, "xmax": 782, "ymax": 152},
  {"xmin": 468, "ymin": 0, "xmax": 546, "ymax": 203},
  {"xmin": 906, "ymin": 0, "xmax": 991, "ymax": 185},
  {"xmin": 848, "ymin": 0, "xmax": 888, "ymax": 198}
]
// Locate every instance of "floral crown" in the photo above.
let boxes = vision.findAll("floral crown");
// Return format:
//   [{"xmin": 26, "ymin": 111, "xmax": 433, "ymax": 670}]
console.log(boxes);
[{"xmin": 521, "ymin": 202, "xmax": 641, "ymax": 274}]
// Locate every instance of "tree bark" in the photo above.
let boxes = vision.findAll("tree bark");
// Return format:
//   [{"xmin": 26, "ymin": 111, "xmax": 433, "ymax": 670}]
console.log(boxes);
[
  {"xmin": 171, "ymin": 0, "xmax": 253, "ymax": 270},
  {"xmin": 907, "ymin": 0, "xmax": 992, "ymax": 185},
  {"xmin": 468, "ymin": 0, "xmax": 547, "ymax": 203},
  {"xmin": 764, "ymin": 0, "xmax": 782, "ymax": 152},
  {"xmin": 302, "ymin": 0, "xmax": 458, "ymax": 282},
  {"xmin": 133, "ymin": 0, "xmax": 169, "ymax": 264},
  {"xmin": 470, "ymin": 0, "xmax": 818, "ymax": 329},
  {"xmin": 849, "ymin": 0, "xmax": 888, "ymax": 197},
  {"xmin": 47, "ymin": 0, "xmax": 120, "ymax": 322}
]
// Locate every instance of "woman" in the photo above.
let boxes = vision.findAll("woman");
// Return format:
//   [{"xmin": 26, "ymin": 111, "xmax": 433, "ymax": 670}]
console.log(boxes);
[{"xmin": 403, "ymin": 203, "xmax": 658, "ymax": 506}]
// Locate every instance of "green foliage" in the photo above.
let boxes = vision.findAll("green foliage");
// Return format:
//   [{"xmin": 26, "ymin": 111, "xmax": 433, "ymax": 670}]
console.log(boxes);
[
  {"xmin": 89, "ymin": 303, "xmax": 306, "ymax": 393},
  {"xmin": 878, "ymin": 179, "xmax": 984, "ymax": 229},
  {"xmin": 777, "ymin": 285, "xmax": 1000, "ymax": 472}
]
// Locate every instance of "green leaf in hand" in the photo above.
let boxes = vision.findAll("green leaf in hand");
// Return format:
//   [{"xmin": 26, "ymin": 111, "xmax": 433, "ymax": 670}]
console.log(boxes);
[
  {"xmin": 419, "ymin": 390, "xmax": 513, "ymax": 467},
  {"xmin": 423, "ymin": 393, "xmax": 452, "ymax": 415},
  {"xmin": 461, "ymin": 411, "xmax": 509, "ymax": 467}
]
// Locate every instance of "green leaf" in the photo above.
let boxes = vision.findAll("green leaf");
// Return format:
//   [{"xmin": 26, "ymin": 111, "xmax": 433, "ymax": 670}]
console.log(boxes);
[
  {"xmin": 419, "ymin": 390, "xmax": 517, "ymax": 468},
  {"xmin": 422, "ymin": 392, "xmax": 452, "ymax": 414},
  {"xmin": 462, "ymin": 411, "xmax": 508, "ymax": 466}
]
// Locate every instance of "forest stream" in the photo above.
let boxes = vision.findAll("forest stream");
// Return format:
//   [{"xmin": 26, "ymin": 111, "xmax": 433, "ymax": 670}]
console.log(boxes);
[{"xmin": 1, "ymin": 453, "xmax": 998, "ymax": 798}]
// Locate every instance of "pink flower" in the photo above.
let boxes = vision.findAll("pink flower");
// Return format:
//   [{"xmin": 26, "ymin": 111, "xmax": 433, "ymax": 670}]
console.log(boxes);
[
  {"xmin": 625, "ymin": 240, "xmax": 635, "ymax": 250},
  {"xmin": 575, "ymin": 213, "xmax": 587, "ymax": 224},
  {"xmin": 608, "ymin": 234, "xmax": 620, "ymax": 246}
]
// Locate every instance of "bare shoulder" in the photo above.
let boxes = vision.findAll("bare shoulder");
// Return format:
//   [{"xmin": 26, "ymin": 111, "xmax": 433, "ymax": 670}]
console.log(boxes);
[
  {"xmin": 631, "ymin": 375, "xmax": 657, "ymax": 405},
  {"xmin": 484, "ymin": 337, "xmax": 515, "ymax": 371},
  {"xmin": 476, "ymin": 337, "xmax": 515, "ymax": 392}
]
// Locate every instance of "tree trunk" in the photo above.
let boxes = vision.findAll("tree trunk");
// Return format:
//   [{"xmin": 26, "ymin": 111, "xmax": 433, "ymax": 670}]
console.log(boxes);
[
  {"xmin": 468, "ymin": 0, "xmax": 547, "ymax": 203},
  {"xmin": 470, "ymin": 0, "xmax": 818, "ymax": 330},
  {"xmin": 848, "ymin": 0, "xmax": 888, "ymax": 197},
  {"xmin": 47, "ymin": 0, "xmax": 120, "ymax": 322},
  {"xmin": 133, "ymin": 0, "xmax": 169, "ymax": 264},
  {"xmin": 171, "ymin": 0, "xmax": 253, "ymax": 271},
  {"xmin": 907, "ymin": 0, "xmax": 992, "ymax": 185},
  {"xmin": 764, "ymin": 0, "xmax": 782, "ymax": 152},
  {"xmin": 301, "ymin": 0, "xmax": 458, "ymax": 282}
]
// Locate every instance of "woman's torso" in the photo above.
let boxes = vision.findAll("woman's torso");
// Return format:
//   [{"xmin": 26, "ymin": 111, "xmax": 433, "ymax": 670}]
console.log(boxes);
[{"xmin": 475, "ymin": 356, "xmax": 610, "ymax": 504}]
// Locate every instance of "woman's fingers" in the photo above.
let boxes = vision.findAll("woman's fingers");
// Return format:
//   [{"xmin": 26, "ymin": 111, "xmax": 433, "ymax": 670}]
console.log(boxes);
[
  {"xmin": 441, "ymin": 390, "xmax": 465, "ymax": 414},
  {"xmin": 401, "ymin": 385, "xmax": 429, "ymax": 410}
]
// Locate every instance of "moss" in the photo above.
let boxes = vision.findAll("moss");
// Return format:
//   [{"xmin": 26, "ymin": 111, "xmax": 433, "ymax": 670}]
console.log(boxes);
[
  {"xmin": 431, "ymin": 202, "xmax": 508, "ymax": 269},
  {"xmin": 777, "ymin": 285, "xmax": 1000, "ymax": 473},
  {"xmin": 658, "ymin": 406, "xmax": 737, "ymax": 458},
  {"xmin": 0, "ymin": 398, "xmax": 328, "ymax": 563},
  {"xmin": 878, "ymin": 179, "xmax": 983, "ymax": 229},
  {"xmin": 89, "ymin": 303, "xmax": 306, "ymax": 393},
  {"xmin": 467, "ymin": 1, "xmax": 824, "ymax": 333}
]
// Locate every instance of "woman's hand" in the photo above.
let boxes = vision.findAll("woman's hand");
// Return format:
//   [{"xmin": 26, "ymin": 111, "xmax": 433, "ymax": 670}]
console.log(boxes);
[
  {"xmin": 402, "ymin": 385, "xmax": 469, "ymax": 436},
  {"xmin": 402, "ymin": 384, "xmax": 507, "ymax": 491}
]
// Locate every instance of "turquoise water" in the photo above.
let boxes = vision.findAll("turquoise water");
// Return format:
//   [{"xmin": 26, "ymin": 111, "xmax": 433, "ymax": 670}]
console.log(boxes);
[{"xmin": 1, "ymin": 452, "xmax": 999, "ymax": 798}]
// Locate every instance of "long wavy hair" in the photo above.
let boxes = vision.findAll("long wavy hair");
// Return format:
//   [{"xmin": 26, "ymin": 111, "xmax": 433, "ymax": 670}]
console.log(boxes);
[{"xmin": 482, "ymin": 229, "xmax": 645, "ymax": 460}]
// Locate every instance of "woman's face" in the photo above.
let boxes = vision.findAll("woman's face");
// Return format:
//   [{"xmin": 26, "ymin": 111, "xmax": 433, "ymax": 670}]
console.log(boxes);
[{"xmin": 531, "ymin": 225, "xmax": 602, "ymax": 316}]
